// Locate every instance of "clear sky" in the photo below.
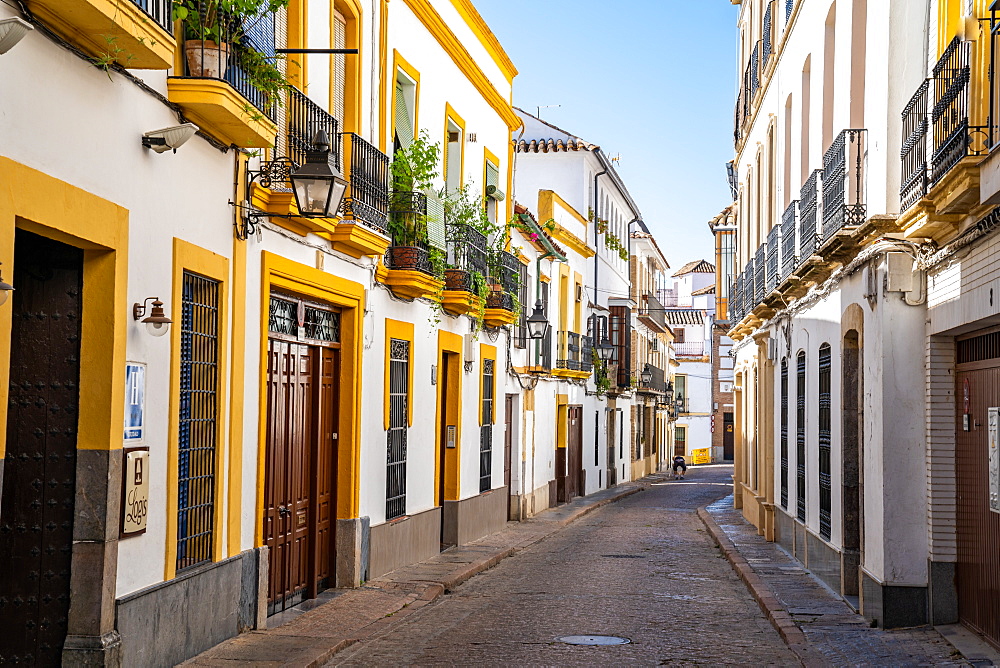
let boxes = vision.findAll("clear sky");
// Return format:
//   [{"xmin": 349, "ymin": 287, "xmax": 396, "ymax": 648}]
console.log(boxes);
[{"xmin": 475, "ymin": 0, "xmax": 740, "ymax": 273}]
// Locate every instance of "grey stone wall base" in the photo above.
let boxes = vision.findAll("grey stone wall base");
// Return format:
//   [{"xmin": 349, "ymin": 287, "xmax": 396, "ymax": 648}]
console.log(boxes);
[
  {"xmin": 62, "ymin": 631, "xmax": 122, "ymax": 667},
  {"xmin": 336, "ymin": 517, "xmax": 370, "ymax": 587},
  {"xmin": 928, "ymin": 560, "xmax": 959, "ymax": 625},
  {"xmin": 861, "ymin": 571, "xmax": 928, "ymax": 628},
  {"xmin": 443, "ymin": 487, "xmax": 508, "ymax": 547}
]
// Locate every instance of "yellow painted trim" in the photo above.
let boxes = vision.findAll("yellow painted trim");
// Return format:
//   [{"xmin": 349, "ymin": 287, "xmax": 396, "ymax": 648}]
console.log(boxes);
[
  {"xmin": 558, "ymin": 264, "xmax": 570, "ymax": 333},
  {"xmin": 483, "ymin": 307, "xmax": 517, "ymax": 328},
  {"xmin": 556, "ymin": 394, "xmax": 568, "ymax": 449},
  {"xmin": 483, "ymin": 146, "xmax": 499, "ymax": 188},
  {"xmin": 573, "ymin": 271, "xmax": 582, "ymax": 333},
  {"xmin": 0, "ymin": 158, "xmax": 128, "ymax": 460},
  {"xmin": 286, "ymin": 0, "xmax": 307, "ymax": 90},
  {"xmin": 480, "ymin": 343, "xmax": 497, "ymax": 425},
  {"xmin": 446, "ymin": 0, "xmax": 518, "ymax": 82},
  {"xmin": 385, "ymin": 319, "xmax": 416, "ymax": 430},
  {"xmin": 381, "ymin": 267, "xmax": 443, "ymax": 300},
  {"xmin": 541, "ymin": 189, "xmax": 588, "ymax": 226},
  {"xmin": 539, "ymin": 273, "xmax": 550, "ymax": 283},
  {"xmin": 255, "ymin": 253, "xmax": 366, "ymax": 547},
  {"xmin": 378, "ymin": 0, "xmax": 389, "ymax": 152},
  {"xmin": 228, "ymin": 157, "xmax": 248, "ymax": 556},
  {"xmin": 333, "ymin": 0, "xmax": 364, "ymax": 134},
  {"xmin": 166, "ymin": 239, "xmax": 230, "ymax": 580},
  {"xmin": 551, "ymin": 369, "xmax": 592, "ymax": 380},
  {"xmin": 506, "ymin": 141, "xmax": 514, "ymax": 223},
  {"xmin": 436, "ymin": 330, "xmax": 463, "ymax": 504},
  {"xmin": 391, "ymin": 50, "xmax": 421, "ymax": 149},
  {"xmin": 397, "ymin": 0, "xmax": 520, "ymax": 129},
  {"xmin": 538, "ymin": 190, "xmax": 593, "ymax": 258},
  {"xmin": 166, "ymin": 78, "xmax": 278, "ymax": 149},
  {"xmin": 443, "ymin": 102, "xmax": 467, "ymax": 190},
  {"xmin": 551, "ymin": 224, "xmax": 596, "ymax": 259}
]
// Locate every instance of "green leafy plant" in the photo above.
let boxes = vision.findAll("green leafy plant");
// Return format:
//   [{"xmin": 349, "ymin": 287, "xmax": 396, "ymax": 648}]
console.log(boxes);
[
  {"xmin": 593, "ymin": 348, "xmax": 611, "ymax": 396},
  {"xmin": 389, "ymin": 130, "xmax": 440, "ymax": 246},
  {"xmin": 236, "ymin": 47, "xmax": 291, "ymax": 107}
]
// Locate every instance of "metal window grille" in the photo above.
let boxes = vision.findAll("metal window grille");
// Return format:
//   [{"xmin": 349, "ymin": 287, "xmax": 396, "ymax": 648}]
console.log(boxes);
[
  {"xmin": 762, "ymin": 2, "xmax": 774, "ymax": 65},
  {"xmin": 766, "ymin": 225, "xmax": 780, "ymax": 292},
  {"xmin": 594, "ymin": 411, "xmax": 600, "ymax": 466},
  {"xmin": 268, "ymin": 295, "xmax": 340, "ymax": 343},
  {"xmin": 754, "ymin": 243, "xmax": 766, "ymax": 303},
  {"xmin": 515, "ymin": 263, "xmax": 528, "ymax": 348},
  {"xmin": 177, "ymin": 271, "xmax": 220, "ymax": 572},
  {"xmin": 341, "ymin": 133, "xmax": 390, "ymax": 232},
  {"xmin": 610, "ymin": 305, "xmax": 631, "ymax": 388},
  {"xmin": 798, "ymin": 170, "xmax": 822, "ymax": 260},
  {"xmin": 931, "ymin": 38, "xmax": 974, "ymax": 186},
  {"xmin": 781, "ymin": 201, "xmax": 799, "ymax": 278},
  {"xmin": 822, "ymin": 129, "xmax": 867, "ymax": 240},
  {"xmin": 901, "ymin": 80, "xmax": 930, "ymax": 212},
  {"xmin": 480, "ymin": 359, "xmax": 495, "ymax": 493},
  {"xmin": 818, "ymin": 344, "xmax": 832, "ymax": 540},
  {"xmin": 780, "ymin": 357, "xmax": 789, "ymax": 509},
  {"xmin": 743, "ymin": 258, "xmax": 755, "ymax": 317},
  {"xmin": 386, "ymin": 339, "xmax": 409, "ymax": 520},
  {"xmin": 618, "ymin": 408, "xmax": 624, "ymax": 460},
  {"xmin": 796, "ymin": 351, "xmax": 807, "ymax": 523},
  {"xmin": 958, "ymin": 331, "xmax": 1000, "ymax": 363}
]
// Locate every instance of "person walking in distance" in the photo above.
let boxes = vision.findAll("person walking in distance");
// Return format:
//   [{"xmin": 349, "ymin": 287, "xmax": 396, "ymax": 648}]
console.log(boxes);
[{"xmin": 672, "ymin": 455, "xmax": 688, "ymax": 480}]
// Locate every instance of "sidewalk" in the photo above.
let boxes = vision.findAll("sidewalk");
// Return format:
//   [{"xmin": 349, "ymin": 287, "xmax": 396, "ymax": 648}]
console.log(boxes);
[
  {"xmin": 700, "ymin": 496, "xmax": 970, "ymax": 667},
  {"xmin": 182, "ymin": 482, "xmax": 646, "ymax": 667}
]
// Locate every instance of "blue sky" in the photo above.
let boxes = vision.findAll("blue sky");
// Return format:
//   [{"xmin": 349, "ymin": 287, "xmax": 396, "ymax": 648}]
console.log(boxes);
[{"xmin": 476, "ymin": 0, "xmax": 739, "ymax": 272}]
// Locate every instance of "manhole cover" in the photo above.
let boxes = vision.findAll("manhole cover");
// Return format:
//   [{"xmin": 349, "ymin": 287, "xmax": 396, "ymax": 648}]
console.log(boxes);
[
  {"xmin": 558, "ymin": 635, "xmax": 631, "ymax": 646},
  {"xmin": 602, "ymin": 554, "xmax": 644, "ymax": 559}
]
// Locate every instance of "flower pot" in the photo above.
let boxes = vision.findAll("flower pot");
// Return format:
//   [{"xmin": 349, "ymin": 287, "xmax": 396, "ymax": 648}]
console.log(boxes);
[
  {"xmin": 444, "ymin": 269, "xmax": 471, "ymax": 291},
  {"xmin": 387, "ymin": 246, "xmax": 422, "ymax": 270},
  {"xmin": 185, "ymin": 40, "xmax": 230, "ymax": 79}
]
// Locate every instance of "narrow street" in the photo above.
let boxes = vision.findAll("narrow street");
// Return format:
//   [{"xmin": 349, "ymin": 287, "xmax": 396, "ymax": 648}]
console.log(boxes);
[{"xmin": 329, "ymin": 465, "xmax": 798, "ymax": 666}]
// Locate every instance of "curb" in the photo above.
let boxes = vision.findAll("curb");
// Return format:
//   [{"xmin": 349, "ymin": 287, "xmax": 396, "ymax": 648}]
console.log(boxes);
[{"xmin": 697, "ymin": 507, "xmax": 828, "ymax": 667}]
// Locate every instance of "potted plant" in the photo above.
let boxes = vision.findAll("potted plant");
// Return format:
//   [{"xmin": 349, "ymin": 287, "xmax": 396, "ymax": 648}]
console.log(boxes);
[{"xmin": 388, "ymin": 130, "xmax": 440, "ymax": 269}]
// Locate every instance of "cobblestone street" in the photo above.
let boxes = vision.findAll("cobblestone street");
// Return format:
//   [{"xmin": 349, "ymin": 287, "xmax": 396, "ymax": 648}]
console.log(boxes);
[{"xmin": 330, "ymin": 465, "xmax": 798, "ymax": 666}]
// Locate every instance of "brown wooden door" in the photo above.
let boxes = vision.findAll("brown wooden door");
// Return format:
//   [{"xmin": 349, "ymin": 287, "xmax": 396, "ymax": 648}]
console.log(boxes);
[
  {"xmin": 606, "ymin": 409, "xmax": 617, "ymax": 488},
  {"xmin": 265, "ymin": 340, "xmax": 314, "ymax": 614},
  {"xmin": 0, "ymin": 231, "xmax": 83, "ymax": 664},
  {"xmin": 312, "ymin": 347, "xmax": 338, "ymax": 592},
  {"xmin": 723, "ymin": 412, "xmax": 735, "ymax": 460},
  {"xmin": 567, "ymin": 406, "xmax": 583, "ymax": 500},
  {"xmin": 956, "ymin": 354, "xmax": 1000, "ymax": 649},
  {"xmin": 504, "ymin": 396, "xmax": 514, "ymax": 519}
]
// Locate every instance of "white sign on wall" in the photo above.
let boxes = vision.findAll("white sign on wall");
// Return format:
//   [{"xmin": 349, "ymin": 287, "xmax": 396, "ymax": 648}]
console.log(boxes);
[
  {"xmin": 989, "ymin": 407, "xmax": 999, "ymax": 515},
  {"xmin": 124, "ymin": 363, "xmax": 145, "ymax": 442},
  {"xmin": 121, "ymin": 447, "xmax": 149, "ymax": 536}
]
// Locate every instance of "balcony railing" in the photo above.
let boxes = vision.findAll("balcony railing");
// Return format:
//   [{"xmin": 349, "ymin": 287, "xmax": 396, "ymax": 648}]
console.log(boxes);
[
  {"xmin": 639, "ymin": 363, "xmax": 669, "ymax": 394},
  {"xmin": 750, "ymin": 40, "xmax": 761, "ymax": 103},
  {"xmin": 901, "ymin": 80, "xmax": 930, "ymax": 211},
  {"xmin": 131, "ymin": 0, "xmax": 172, "ymax": 32},
  {"xmin": 754, "ymin": 243, "xmax": 766, "ymax": 303},
  {"xmin": 446, "ymin": 222, "xmax": 489, "ymax": 277},
  {"xmin": 798, "ymin": 169, "xmax": 822, "ymax": 260},
  {"xmin": 822, "ymin": 129, "xmax": 867, "ymax": 241},
  {"xmin": 762, "ymin": 2, "xmax": 774, "ymax": 66},
  {"xmin": 730, "ymin": 273, "xmax": 743, "ymax": 324},
  {"xmin": 781, "ymin": 201, "xmax": 798, "ymax": 279},
  {"xmin": 494, "ymin": 250, "xmax": 521, "ymax": 296},
  {"xmin": 930, "ymin": 38, "xmax": 990, "ymax": 186},
  {"xmin": 534, "ymin": 327, "xmax": 553, "ymax": 371},
  {"xmin": 743, "ymin": 257, "xmax": 755, "ymax": 316},
  {"xmin": 385, "ymin": 191, "xmax": 434, "ymax": 275},
  {"xmin": 286, "ymin": 87, "xmax": 340, "ymax": 169},
  {"xmin": 556, "ymin": 332, "xmax": 594, "ymax": 372},
  {"xmin": 674, "ymin": 342, "xmax": 705, "ymax": 357},
  {"xmin": 340, "ymin": 133, "xmax": 390, "ymax": 232},
  {"xmin": 179, "ymin": 12, "xmax": 278, "ymax": 120},
  {"xmin": 766, "ymin": 225, "xmax": 780, "ymax": 292},
  {"xmin": 642, "ymin": 292, "xmax": 667, "ymax": 329}
]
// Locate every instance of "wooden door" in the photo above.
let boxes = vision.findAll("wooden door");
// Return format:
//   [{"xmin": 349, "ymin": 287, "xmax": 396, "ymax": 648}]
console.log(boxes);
[
  {"xmin": 265, "ymin": 340, "xmax": 314, "ymax": 614},
  {"xmin": 0, "ymin": 231, "xmax": 82, "ymax": 664},
  {"xmin": 606, "ymin": 409, "xmax": 617, "ymax": 487},
  {"xmin": 567, "ymin": 406, "xmax": 583, "ymax": 499},
  {"xmin": 723, "ymin": 412, "xmax": 735, "ymax": 460},
  {"xmin": 311, "ymin": 347, "xmax": 338, "ymax": 592},
  {"xmin": 504, "ymin": 395, "xmax": 514, "ymax": 519},
  {"xmin": 956, "ymin": 337, "xmax": 1000, "ymax": 649}
]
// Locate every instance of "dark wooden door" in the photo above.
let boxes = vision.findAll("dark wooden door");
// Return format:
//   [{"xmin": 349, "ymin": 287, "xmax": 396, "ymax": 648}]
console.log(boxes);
[
  {"xmin": 567, "ymin": 406, "xmax": 583, "ymax": 500},
  {"xmin": 956, "ymin": 352, "xmax": 1000, "ymax": 649},
  {"xmin": 504, "ymin": 395, "xmax": 514, "ymax": 519},
  {"xmin": 723, "ymin": 412, "xmax": 734, "ymax": 460},
  {"xmin": 311, "ymin": 347, "xmax": 338, "ymax": 593},
  {"xmin": 606, "ymin": 409, "xmax": 617, "ymax": 487},
  {"xmin": 0, "ymin": 231, "xmax": 83, "ymax": 664},
  {"xmin": 265, "ymin": 340, "xmax": 314, "ymax": 614}
]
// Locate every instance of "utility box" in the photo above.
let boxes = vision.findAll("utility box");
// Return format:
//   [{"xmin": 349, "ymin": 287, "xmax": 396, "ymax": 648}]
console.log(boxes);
[
  {"xmin": 886, "ymin": 252, "xmax": 914, "ymax": 293},
  {"xmin": 464, "ymin": 332, "xmax": 478, "ymax": 365}
]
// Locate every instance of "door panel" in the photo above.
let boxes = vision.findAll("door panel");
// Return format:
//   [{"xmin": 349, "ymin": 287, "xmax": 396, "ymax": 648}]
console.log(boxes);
[
  {"xmin": 505, "ymin": 396, "xmax": 514, "ymax": 519},
  {"xmin": 567, "ymin": 406, "xmax": 583, "ymax": 500},
  {"xmin": 313, "ymin": 348, "xmax": 337, "ymax": 589}
]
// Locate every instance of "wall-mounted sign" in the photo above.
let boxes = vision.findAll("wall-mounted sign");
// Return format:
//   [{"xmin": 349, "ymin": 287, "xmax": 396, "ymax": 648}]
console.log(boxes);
[
  {"xmin": 989, "ymin": 408, "xmax": 999, "ymax": 515},
  {"xmin": 446, "ymin": 425, "xmax": 457, "ymax": 449},
  {"xmin": 121, "ymin": 447, "xmax": 149, "ymax": 536},
  {"xmin": 124, "ymin": 363, "xmax": 146, "ymax": 441}
]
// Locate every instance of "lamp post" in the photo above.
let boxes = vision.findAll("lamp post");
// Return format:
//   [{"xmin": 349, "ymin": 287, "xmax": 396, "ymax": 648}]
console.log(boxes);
[
  {"xmin": 290, "ymin": 130, "xmax": 349, "ymax": 218},
  {"xmin": 526, "ymin": 300, "xmax": 550, "ymax": 340}
]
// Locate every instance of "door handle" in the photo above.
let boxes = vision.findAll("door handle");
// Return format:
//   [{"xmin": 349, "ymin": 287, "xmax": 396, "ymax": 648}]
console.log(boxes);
[{"xmin": 277, "ymin": 505, "xmax": 291, "ymax": 518}]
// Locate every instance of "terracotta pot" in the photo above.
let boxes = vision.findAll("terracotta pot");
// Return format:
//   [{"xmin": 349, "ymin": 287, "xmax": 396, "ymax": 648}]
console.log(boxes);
[
  {"xmin": 387, "ymin": 246, "xmax": 421, "ymax": 270},
  {"xmin": 444, "ymin": 269, "xmax": 470, "ymax": 291},
  {"xmin": 184, "ymin": 40, "xmax": 229, "ymax": 79}
]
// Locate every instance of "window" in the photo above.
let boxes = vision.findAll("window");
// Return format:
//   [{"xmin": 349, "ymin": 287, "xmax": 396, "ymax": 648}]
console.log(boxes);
[
  {"xmin": 796, "ymin": 350, "xmax": 806, "ymax": 522},
  {"xmin": 444, "ymin": 114, "xmax": 464, "ymax": 194},
  {"xmin": 480, "ymin": 358, "xmax": 495, "ymax": 493},
  {"xmin": 386, "ymin": 338, "xmax": 409, "ymax": 520},
  {"xmin": 393, "ymin": 68, "xmax": 416, "ymax": 151},
  {"xmin": 485, "ymin": 157, "xmax": 500, "ymax": 224},
  {"xmin": 515, "ymin": 262, "xmax": 528, "ymax": 349},
  {"xmin": 675, "ymin": 328, "xmax": 686, "ymax": 344},
  {"xmin": 818, "ymin": 343, "xmax": 831, "ymax": 539},
  {"xmin": 176, "ymin": 271, "xmax": 221, "ymax": 572},
  {"xmin": 674, "ymin": 425, "xmax": 686, "ymax": 457},
  {"xmin": 780, "ymin": 357, "xmax": 789, "ymax": 509},
  {"xmin": 609, "ymin": 305, "xmax": 631, "ymax": 387}
]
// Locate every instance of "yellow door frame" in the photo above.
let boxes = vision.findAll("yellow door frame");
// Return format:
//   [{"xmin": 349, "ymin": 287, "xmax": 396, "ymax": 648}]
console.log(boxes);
[{"xmin": 436, "ymin": 331, "xmax": 463, "ymax": 504}]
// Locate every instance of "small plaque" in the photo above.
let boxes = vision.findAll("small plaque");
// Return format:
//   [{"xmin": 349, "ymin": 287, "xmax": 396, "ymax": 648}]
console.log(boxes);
[
  {"xmin": 121, "ymin": 447, "xmax": 149, "ymax": 536},
  {"xmin": 447, "ymin": 425, "xmax": 457, "ymax": 449},
  {"xmin": 124, "ymin": 363, "xmax": 145, "ymax": 441}
]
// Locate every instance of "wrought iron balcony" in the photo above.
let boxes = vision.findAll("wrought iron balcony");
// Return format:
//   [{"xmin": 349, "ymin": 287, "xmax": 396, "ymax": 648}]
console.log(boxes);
[
  {"xmin": 762, "ymin": 1, "xmax": 774, "ymax": 66},
  {"xmin": 930, "ymin": 38, "xmax": 989, "ymax": 187},
  {"xmin": 132, "ymin": 0, "xmax": 172, "ymax": 32},
  {"xmin": 486, "ymin": 290, "xmax": 515, "ymax": 311},
  {"xmin": 639, "ymin": 363, "xmax": 668, "ymax": 394},
  {"xmin": 446, "ymin": 222, "xmax": 489, "ymax": 278},
  {"xmin": 766, "ymin": 225, "xmax": 780, "ymax": 292},
  {"xmin": 754, "ymin": 244, "xmax": 766, "ymax": 303},
  {"xmin": 340, "ymin": 133, "xmax": 390, "ymax": 232},
  {"xmin": 798, "ymin": 170, "xmax": 822, "ymax": 260},
  {"xmin": 556, "ymin": 332, "xmax": 594, "ymax": 372},
  {"xmin": 900, "ymin": 80, "xmax": 930, "ymax": 211},
  {"xmin": 749, "ymin": 40, "xmax": 761, "ymax": 103},
  {"xmin": 494, "ymin": 250, "xmax": 521, "ymax": 296},
  {"xmin": 674, "ymin": 342, "xmax": 705, "ymax": 357},
  {"xmin": 641, "ymin": 292, "xmax": 667, "ymax": 330},
  {"xmin": 730, "ymin": 273, "xmax": 743, "ymax": 323},
  {"xmin": 781, "ymin": 201, "xmax": 798, "ymax": 279},
  {"xmin": 743, "ymin": 257, "xmax": 755, "ymax": 316},
  {"xmin": 385, "ymin": 191, "xmax": 434, "ymax": 275},
  {"xmin": 822, "ymin": 129, "xmax": 867, "ymax": 241},
  {"xmin": 285, "ymin": 86, "xmax": 339, "ymax": 169}
]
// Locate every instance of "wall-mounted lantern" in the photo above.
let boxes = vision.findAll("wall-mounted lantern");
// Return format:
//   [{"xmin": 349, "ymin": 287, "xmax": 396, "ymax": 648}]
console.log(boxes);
[
  {"xmin": 640, "ymin": 363, "xmax": 653, "ymax": 386},
  {"xmin": 133, "ymin": 297, "xmax": 172, "ymax": 337},
  {"xmin": 0, "ymin": 262, "xmax": 13, "ymax": 306},
  {"xmin": 526, "ymin": 300, "xmax": 550, "ymax": 340}
]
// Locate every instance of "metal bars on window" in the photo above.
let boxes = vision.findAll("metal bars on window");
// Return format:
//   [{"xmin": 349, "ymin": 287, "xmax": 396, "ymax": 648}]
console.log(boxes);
[
  {"xmin": 480, "ymin": 359, "xmax": 495, "ymax": 493},
  {"xmin": 515, "ymin": 263, "xmax": 528, "ymax": 348},
  {"xmin": 798, "ymin": 170, "xmax": 822, "ymax": 260},
  {"xmin": 796, "ymin": 351, "xmax": 807, "ymax": 523},
  {"xmin": 780, "ymin": 357, "xmax": 789, "ymax": 509},
  {"xmin": 818, "ymin": 344, "xmax": 832, "ymax": 540},
  {"xmin": 341, "ymin": 133, "xmax": 390, "ymax": 232},
  {"xmin": 901, "ymin": 80, "xmax": 930, "ymax": 212},
  {"xmin": 958, "ymin": 330, "xmax": 1000, "ymax": 363},
  {"xmin": 268, "ymin": 295, "xmax": 340, "ymax": 343},
  {"xmin": 386, "ymin": 339, "xmax": 409, "ymax": 520},
  {"xmin": 610, "ymin": 305, "xmax": 631, "ymax": 388},
  {"xmin": 822, "ymin": 129, "xmax": 868, "ymax": 240},
  {"xmin": 781, "ymin": 201, "xmax": 798, "ymax": 279},
  {"xmin": 177, "ymin": 271, "xmax": 220, "ymax": 572}
]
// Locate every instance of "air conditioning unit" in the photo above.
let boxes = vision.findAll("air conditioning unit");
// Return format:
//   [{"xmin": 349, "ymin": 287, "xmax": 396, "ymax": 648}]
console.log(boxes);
[{"xmin": 465, "ymin": 332, "xmax": 478, "ymax": 365}]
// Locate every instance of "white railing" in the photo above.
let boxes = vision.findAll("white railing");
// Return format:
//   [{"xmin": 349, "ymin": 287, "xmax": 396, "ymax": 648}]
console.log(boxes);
[{"xmin": 674, "ymin": 342, "xmax": 705, "ymax": 356}]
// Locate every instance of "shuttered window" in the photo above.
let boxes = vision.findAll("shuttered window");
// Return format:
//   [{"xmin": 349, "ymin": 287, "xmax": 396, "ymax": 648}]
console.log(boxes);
[
  {"xmin": 332, "ymin": 11, "xmax": 347, "ymax": 126},
  {"xmin": 796, "ymin": 351, "xmax": 807, "ymax": 522},
  {"xmin": 445, "ymin": 120, "xmax": 463, "ymax": 194},
  {"xmin": 393, "ymin": 76, "xmax": 414, "ymax": 150},
  {"xmin": 818, "ymin": 344, "xmax": 832, "ymax": 539}
]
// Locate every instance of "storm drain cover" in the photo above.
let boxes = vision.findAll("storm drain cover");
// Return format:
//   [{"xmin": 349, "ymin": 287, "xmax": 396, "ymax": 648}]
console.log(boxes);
[{"xmin": 558, "ymin": 635, "xmax": 631, "ymax": 646}]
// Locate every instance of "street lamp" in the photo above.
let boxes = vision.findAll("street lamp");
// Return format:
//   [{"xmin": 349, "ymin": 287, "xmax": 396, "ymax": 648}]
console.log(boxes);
[
  {"xmin": 665, "ymin": 381, "xmax": 674, "ymax": 405},
  {"xmin": 675, "ymin": 393, "xmax": 685, "ymax": 414},
  {"xmin": 596, "ymin": 337, "xmax": 615, "ymax": 362},
  {"xmin": 640, "ymin": 363, "xmax": 653, "ymax": 386},
  {"xmin": 526, "ymin": 300, "xmax": 550, "ymax": 339},
  {"xmin": 133, "ymin": 297, "xmax": 173, "ymax": 337},
  {"xmin": 291, "ymin": 130, "xmax": 349, "ymax": 218}
]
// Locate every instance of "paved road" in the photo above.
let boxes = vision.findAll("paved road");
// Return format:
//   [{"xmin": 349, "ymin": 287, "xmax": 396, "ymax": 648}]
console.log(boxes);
[{"xmin": 330, "ymin": 464, "xmax": 799, "ymax": 666}]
